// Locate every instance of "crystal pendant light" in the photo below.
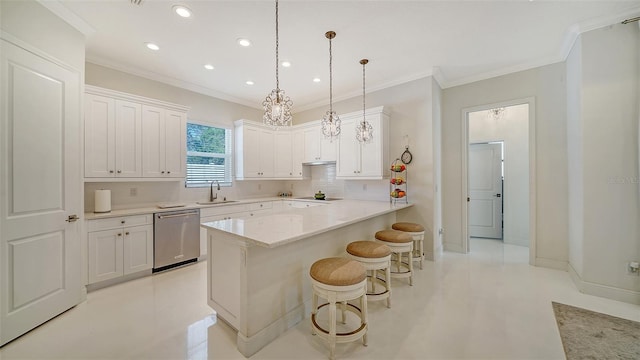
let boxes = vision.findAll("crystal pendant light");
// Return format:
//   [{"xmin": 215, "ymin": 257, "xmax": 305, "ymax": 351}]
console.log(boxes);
[
  {"xmin": 321, "ymin": 31, "xmax": 340, "ymax": 141},
  {"xmin": 262, "ymin": 0, "xmax": 293, "ymax": 128},
  {"xmin": 487, "ymin": 107, "xmax": 505, "ymax": 121},
  {"xmin": 356, "ymin": 59, "xmax": 373, "ymax": 143}
]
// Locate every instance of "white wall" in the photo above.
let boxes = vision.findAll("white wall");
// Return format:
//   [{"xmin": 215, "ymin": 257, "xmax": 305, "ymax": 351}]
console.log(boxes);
[
  {"xmin": 295, "ymin": 77, "xmax": 442, "ymax": 259},
  {"xmin": 442, "ymin": 63, "xmax": 569, "ymax": 269},
  {"xmin": 469, "ymin": 104, "xmax": 529, "ymax": 247},
  {"xmin": 566, "ymin": 36, "xmax": 584, "ymax": 278},
  {"xmin": 568, "ymin": 23, "xmax": 640, "ymax": 303}
]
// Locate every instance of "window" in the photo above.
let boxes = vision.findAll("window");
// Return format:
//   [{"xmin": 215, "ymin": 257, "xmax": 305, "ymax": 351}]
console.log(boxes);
[{"xmin": 186, "ymin": 122, "xmax": 232, "ymax": 187}]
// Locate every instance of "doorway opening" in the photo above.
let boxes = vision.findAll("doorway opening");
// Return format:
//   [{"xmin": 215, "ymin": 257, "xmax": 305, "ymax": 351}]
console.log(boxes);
[{"xmin": 462, "ymin": 99, "xmax": 536, "ymax": 265}]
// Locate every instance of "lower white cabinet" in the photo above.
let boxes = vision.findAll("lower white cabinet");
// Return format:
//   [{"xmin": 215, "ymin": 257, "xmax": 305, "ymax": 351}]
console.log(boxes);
[{"xmin": 87, "ymin": 214, "xmax": 153, "ymax": 284}]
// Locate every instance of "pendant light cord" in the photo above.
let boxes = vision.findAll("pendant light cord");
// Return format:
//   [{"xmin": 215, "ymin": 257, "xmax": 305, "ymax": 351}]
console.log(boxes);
[
  {"xmin": 362, "ymin": 61, "xmax": 366, "ymax": 125},
  {"xmin": 329, "ymin": 36, "xmax": 333, "ymax": 114},
  {"xmin": 275, "ymin": 0, "xmax": 280, "ymax": 91}
]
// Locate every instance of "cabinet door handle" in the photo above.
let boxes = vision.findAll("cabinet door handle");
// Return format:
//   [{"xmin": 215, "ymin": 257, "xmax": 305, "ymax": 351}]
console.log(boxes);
[
  {"xmin": 109, "ymin": 170, "xmax": 114, "ymax": 174},
  {"xmin": 121, "ymin": 220, "xmax": 125, "ymax": 224},
  {"xmin": 125, "ymin": 232, "xmax": 130, "ymax": 235},
  {"xmin": 161, "ymin": 171, "xmax": 165, "ymax": 174},
  {"xmin": 167, "ymin": 171, "xmax": 171, "ymax": 174},
  {"xmin": 117, "ymin": 170, "xmax": 121, "ymax": 174},
  {"xmin": 118, "ymin": 233, "xmax": 122, "ymax": 237}
]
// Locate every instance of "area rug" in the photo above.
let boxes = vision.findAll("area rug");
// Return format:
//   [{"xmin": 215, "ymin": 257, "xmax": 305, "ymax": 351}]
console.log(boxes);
[{"xmin": 552, "ymin": 302, "xmax": 640, "ymax": 360}]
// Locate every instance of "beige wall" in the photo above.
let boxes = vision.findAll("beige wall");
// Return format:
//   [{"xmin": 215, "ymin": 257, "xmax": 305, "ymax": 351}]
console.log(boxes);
[
  {"xmin": 295, "ymin": 77, "xmax": 442, "ymax": 259},
  {"xmin": 442, "ymin": 63, "xmax": 569, "ymax": 269},
  {"xmin": 568, "ymin": 23, "xmax": 640, "ymax": 303},
  {"xmin": 1, "ymin": 0, "xmax": 85, "ymax": 71}
]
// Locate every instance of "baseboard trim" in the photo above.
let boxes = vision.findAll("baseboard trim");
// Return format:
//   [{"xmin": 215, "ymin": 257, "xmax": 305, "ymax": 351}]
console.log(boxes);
[
  {"xmin": 535, "ymin": 257, "xmax": 568, "ymax": 271},
  {"xmin": 568, "ymin": 264, "xmax": 640, "ymax": 305},
  {"xmin": 236, "ymin": 300, "xmax": 309, "ymax": 357},
  {"xmin": 444, "ymin": 243, "xmax": 465, "ymax": 253}
]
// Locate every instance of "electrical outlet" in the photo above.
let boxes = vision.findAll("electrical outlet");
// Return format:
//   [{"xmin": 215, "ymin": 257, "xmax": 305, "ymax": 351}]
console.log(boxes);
[
  {"xmin": 290, "ymin": 183, "xmax": 294, "ymax": 189},
  {"xmin": 627, "ymin": 261, "xmax": 640, "ymax": 276},
  {"xmin": 129, "ymin": 187, "xmax": 137, "ymax": 196}
]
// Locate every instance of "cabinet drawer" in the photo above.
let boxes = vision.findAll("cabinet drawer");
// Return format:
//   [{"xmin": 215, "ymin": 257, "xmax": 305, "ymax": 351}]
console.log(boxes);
[
  {"xmin": 200, "ymin": 204, "xmax": 247, "ymax": 217},
  {"xmin": 249, "ymin": 201, "xmax": 272, "ymax": 211},
  {"xmin": 87, "ymin": 214, "xmax": 152, "ymax": 231}
]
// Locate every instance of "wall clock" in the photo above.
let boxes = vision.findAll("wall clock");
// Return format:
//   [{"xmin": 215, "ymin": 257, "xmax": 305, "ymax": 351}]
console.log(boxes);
[{"xmin": 401, "ymin": 146, "xmax": 413, "ymax": 164}]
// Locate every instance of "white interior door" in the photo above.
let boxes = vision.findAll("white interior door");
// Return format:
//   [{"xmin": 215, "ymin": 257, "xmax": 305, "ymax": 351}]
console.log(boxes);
[
  {"xmin": 1, "ymin": 40, "xmax": 82, "ymax": 346},
  {"xmin": 468, "ymin": 143, "xmax": 503, "ymax": 239}
]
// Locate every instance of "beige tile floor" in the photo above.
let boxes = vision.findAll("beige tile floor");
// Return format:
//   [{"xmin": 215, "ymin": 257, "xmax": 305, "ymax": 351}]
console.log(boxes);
[{"xmin": 1, "ymin": 238, "xmax": 639, "ymax": 359}]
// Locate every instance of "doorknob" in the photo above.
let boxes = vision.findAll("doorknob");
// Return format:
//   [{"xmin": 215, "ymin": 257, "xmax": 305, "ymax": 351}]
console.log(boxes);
[
  {"xmin": 66, "ymin": 214, "xmax": 79, "ymax": 222},
  {"xmin": 495, "ymin": 194, "xmax": 501, "ymax": 197}
]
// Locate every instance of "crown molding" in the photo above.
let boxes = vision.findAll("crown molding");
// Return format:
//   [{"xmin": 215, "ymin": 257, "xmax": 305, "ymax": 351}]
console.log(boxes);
[
  {"xmin": 37, "ymin": 0, "xmax": 95, "ymax": 36},
  {"xmin": 86, "ymin": 56, "xmax": 262, "ymax": 110}
]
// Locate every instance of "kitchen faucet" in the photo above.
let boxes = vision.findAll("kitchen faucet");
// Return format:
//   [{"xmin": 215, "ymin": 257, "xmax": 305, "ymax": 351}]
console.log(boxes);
[{"xmin": 210, "ymin": 180, "xmax": 220, "ymax": 202}]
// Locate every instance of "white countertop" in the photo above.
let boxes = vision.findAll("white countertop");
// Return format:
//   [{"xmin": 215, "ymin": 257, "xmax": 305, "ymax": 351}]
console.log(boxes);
[{"xmin": 201, "ymin": 199, "xmax": 413, "ymax": 248}]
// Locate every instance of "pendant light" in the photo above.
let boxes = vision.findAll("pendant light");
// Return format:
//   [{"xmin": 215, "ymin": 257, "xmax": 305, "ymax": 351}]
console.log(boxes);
[
  {"xmin": 321, "ymin": 30, "xmax": 340, "ymax": 141},
  {"xmin": 263, "ymin": 0, "xmax": 293, "ymax": 128},
  {"xmin": 356, "ymin": 59, "xmax": 373, "ymax": 143}
]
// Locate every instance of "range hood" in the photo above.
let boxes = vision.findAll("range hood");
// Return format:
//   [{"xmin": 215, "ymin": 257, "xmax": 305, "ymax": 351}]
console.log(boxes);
[{"xmin": 302, "ymin": 160, "xmax": 336, "ymax": 166}]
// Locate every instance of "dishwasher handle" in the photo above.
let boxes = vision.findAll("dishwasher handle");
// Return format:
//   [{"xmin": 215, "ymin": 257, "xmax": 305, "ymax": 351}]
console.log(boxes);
[{"xmin": 156, "ymin": 211, "xmax": 199, "ymax": 219}]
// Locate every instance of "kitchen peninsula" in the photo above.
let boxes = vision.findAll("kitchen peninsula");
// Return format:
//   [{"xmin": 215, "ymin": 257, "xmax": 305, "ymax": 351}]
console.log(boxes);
[{"xmin": 201, "ymin": 199, "xmax": 412, "ymax": 357}]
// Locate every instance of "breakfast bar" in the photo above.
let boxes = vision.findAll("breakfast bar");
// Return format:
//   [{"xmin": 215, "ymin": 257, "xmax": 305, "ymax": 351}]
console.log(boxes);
[{"xmin": 201, "ymin": 199, "xmax": 412, "ymax": 357}]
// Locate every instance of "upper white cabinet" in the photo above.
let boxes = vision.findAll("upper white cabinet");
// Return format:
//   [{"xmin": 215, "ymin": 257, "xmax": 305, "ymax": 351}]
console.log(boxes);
[
  {"xmin": 274, "ymin": 131, "xmax": 293, "ymax": 178},
  {"xmin": 291, "ymin": 129, "xmax": 304, "ymax": 177},
  {"xmin": 84, "ymin": 86, "xmax": 189, "ymax": 181},
  {"xmin": 302, "ymin": 123, "xmax": 337, "ymax": 163},
  {"xmin": 84, "ymin": 94, "xmax": 142, "ymax": 177},
  {"xmin": 336, "ymin": 107, "xmax": 390, "ymax": 179},
  {"xmin": 235, "ymin": 120, "xmax": 275, "ymax": 179},
  {"xmin": 141, "ymin": 105, "xmax": 186, "ymax": 178}
]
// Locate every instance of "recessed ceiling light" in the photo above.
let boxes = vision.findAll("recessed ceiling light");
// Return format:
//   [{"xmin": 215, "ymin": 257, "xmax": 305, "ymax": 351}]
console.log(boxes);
[
  {"xmin": 313, "ymin": 77, "xmax": 321, "ymax": 83},
  {"xmin": 145, "ymin": 42, "xmax": 160, "ymax": 51},
  {"xmin": 172, "ymin": 5, "xmax": 192, "ymax": 18},
  {"xmin": 204, "ymin": 64, "xmax": 214, "ymax": 70},
  {"xmin": 246, "ymin": 80, "xmax": 254, "ymax": 85},
  {"xmin": 281, "ymin": 61, "xmax": 291, "ymax": 68},
  {"xmin": 237, "ymin": 38, "xmax": 251, "ymax": 47}
]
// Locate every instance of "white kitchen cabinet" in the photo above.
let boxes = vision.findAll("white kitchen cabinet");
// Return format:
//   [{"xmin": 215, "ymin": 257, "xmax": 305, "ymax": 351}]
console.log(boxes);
[
  {"xmin": 87, "ymin": 214, "xmax": 153, "ymax": 284},
  {"xmin": 292, "ymin": 129, "xmax": 304, "ymax": 177},
  {"xmin": 84, "ymin": 94, "xmax": 142, "ymax": 178},
  {"xmin": 302, "ymin": 123, "xmax": 337, "ymax": 163},
  {"xmin": 273, "ymin": 130, "xmax": 305, "ymax": 179},
  {"xmin": 84, "ymin": 86, "xmax": 189, "ymax": 181},
  {"xmin": 336, "ymin": 107, "xmax": 389, "ymax": 179},
  {"xmin": 274, "ymin": 131, "xmax": 293, "ymax": 178},
  {"xmin": 235, "ymin": 120, "xmax": 275, "ymax": 179},
  {"xmin": 142, "ymin": 105, "xmax": 187, "ymax": 178}
]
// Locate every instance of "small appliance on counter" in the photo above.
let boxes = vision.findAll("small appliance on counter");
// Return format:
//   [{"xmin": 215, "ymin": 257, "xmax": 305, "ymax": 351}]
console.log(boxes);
[
  {"xmin": 314, "ymin": 190, "xmax": 326, "ymax": 200},
  {"xmin": 94, "ymin": 189, "xmax": 111, "ymax": 213}
]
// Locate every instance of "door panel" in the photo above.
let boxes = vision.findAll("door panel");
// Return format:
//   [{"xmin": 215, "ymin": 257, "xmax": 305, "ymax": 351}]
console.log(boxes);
[
  {"xmin": 164, "ymin": 110, "xmax": 185, "ymax": 177},
  {"xmin": 84, "ymin": 95, "xmax": 115, "ymax": 177},
  {"xmin": 123, "ymin": 225, "xmax": 153, "ymax": 275},
  {"xmin": 1, "ymin": 40, "xmax": 82, "ymax": 346},
  {"xmin": 141, "ymin": 105, "xmax": 163, "ymax": 177},
  {"xmin": 88, "ymin": 229, "xmax": 123, "ymax": 283},
  {"xmin": 468, "ymin": 143, "xmax": 503, "ymax": 239},
  {"xmin": 115, "ymin": 100, "xmax": 142, "ymax": 177}
]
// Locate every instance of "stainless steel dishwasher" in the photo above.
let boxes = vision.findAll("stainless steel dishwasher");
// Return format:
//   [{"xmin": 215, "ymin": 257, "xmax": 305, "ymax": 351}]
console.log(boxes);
[{"xmin": 153, "ymin": 208, "xmax": 200, "ymax": 272}]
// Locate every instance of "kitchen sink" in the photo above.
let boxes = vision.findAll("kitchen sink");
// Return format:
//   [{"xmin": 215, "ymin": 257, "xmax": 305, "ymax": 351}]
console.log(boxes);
[{"xmin": 196, "ymin": 200, "xmax": 239, "ymax": 205}]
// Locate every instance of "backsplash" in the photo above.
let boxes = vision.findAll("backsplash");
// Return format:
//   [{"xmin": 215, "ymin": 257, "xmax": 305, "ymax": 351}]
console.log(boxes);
[{"xmin": 84, "ymin": 164, "xmax": 389, "ymax": 212}]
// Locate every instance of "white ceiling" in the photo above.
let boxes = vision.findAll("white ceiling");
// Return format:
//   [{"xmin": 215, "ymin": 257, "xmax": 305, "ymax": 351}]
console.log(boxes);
[{"xmin": 54, "ymin": 0, "xmax": 640, "ymax": 111}]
